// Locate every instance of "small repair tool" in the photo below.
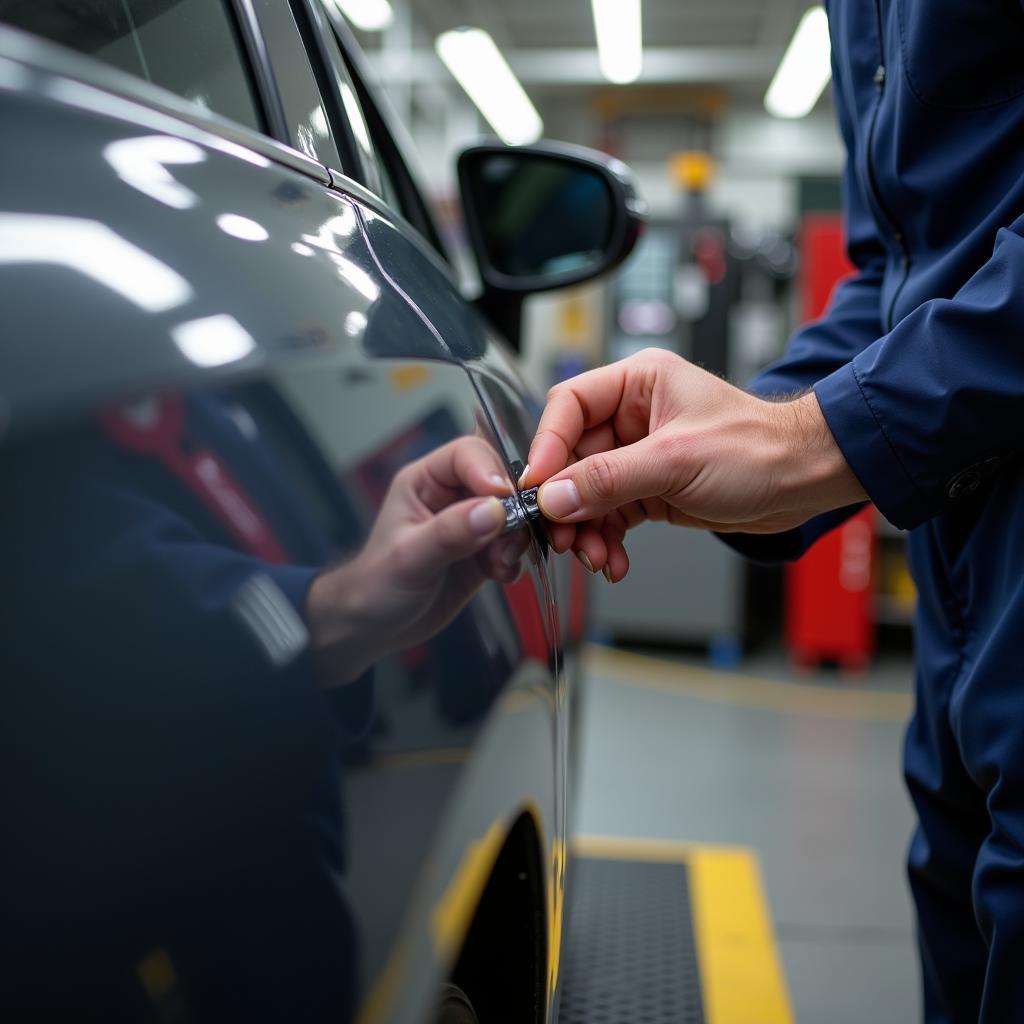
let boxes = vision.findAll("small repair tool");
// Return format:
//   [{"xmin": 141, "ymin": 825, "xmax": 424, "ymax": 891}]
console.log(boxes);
[{"xmin": 501, "ymin": 486, "xmax": 541, "ymax": 533}]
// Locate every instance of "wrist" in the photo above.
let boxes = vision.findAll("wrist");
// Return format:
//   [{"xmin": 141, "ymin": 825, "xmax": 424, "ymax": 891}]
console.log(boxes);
[
  {"xmin": 765, "ymin": 391, "xmax": 867, "ymax": 514},
  {"xmin": 306, "ymin": 561, "xmax": 380, "ymax": 687}
]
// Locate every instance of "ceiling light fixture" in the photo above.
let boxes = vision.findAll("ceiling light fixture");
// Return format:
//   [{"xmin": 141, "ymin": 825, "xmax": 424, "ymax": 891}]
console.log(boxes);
[
  {"xmin": 436, "ymin": 27, "xmax": 543, "ymax": 146},
  {"xmin": 591, "ymin": 0, "xmax": 642, "ymax": 84},
  {"xmin": 330, "ymin": 0, "xmax": 393, "ymax": 33},
  {"xmin": 764, "ymin": 5, "xmax": 831, "ymax": 118}
]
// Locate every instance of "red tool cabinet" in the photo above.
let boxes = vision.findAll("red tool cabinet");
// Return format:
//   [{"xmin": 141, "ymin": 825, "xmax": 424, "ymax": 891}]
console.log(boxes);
[{"xmin": 785, "ymin": 215, "xmax": 877, "ymax": 671}]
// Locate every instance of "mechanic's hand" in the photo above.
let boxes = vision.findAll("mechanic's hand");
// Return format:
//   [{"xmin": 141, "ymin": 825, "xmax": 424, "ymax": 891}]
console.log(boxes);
[
  {"xmin": 521, "ymin": 348, "xmax": 865, "ymax": 582},
  {"xmin": 307, "ymin": 436, "xmax": 529, "ymax": 685}
]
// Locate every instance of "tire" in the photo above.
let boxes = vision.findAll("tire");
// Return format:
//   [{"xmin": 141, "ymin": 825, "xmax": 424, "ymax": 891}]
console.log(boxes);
[{"xmin": 434, "ymin": 984, "xmax": 480, "ymax": 1024}]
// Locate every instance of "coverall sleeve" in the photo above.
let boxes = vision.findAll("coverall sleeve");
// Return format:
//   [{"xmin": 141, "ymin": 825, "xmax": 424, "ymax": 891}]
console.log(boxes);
[
  {"xmin": 67, "ymin": 479, "xmax": 374, "ymax": 742},
  {"xmin": 718, "ymin": 57, "xmax": 882, "ymax": 562},
  {"xmin": 813, "ymin": 217, "xmax": 1024, "ymax": 531}
]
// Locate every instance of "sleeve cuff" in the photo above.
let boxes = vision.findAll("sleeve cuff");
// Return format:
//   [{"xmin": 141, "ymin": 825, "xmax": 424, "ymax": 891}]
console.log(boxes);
[
  {"xmin": 268, "ymin": 564, "xmax": 376, "ymax": 742},
  {"xmin": 813, "ymin": 361, "xmax": 932, "ymax": 530},
  {"xmin": 715, "ymin": 504, "xmax": 865, "ymax": 564}
]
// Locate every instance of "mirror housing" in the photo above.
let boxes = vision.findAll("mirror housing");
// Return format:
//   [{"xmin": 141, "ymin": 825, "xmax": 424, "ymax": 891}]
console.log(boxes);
[{"xmin": 457, "ymin": 140, "xmax": 647, "ymax": 348}]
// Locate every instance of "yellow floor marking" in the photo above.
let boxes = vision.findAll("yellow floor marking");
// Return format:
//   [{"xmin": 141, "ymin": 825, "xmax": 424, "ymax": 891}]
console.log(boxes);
[
  {"xmin": 573, "ymin": 834, "xmax": 794, "ymax": 1024},
  {"xmin": 585, "ymin": 644, "xmax": 912, "ymax": 721},
  {"xmin": 689, "ymin": 846, "xmax": 794, "ymax": 1024}
]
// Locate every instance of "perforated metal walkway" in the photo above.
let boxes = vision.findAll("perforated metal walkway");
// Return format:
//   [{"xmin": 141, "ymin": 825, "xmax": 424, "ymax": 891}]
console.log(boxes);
[
  {"xmin": 558, "ymin": 837, "xmax": 793, "ymax": 1024},
  {"xmin": 558, "ymin": 856, "xmax": 704, "ymax": 1024}
]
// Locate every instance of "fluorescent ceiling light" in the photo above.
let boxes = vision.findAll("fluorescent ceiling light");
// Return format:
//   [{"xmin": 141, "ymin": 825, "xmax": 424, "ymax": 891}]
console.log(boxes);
[
  {"xmin": 765, "ymin": 6, "xmax": 831, "ymax": 118},
  {"xmin": 591, "ymin": 0, "xmax": 642, "ymax": 84},
  {"xmin": 436, "ymin": 28, "xmax": 543, "ymax": 146},
  {"xmin": 330, "ymin": 0, "xmax": 393, "ymax": 32},
  {"xmin": 172, "ymin": 314, "xmax": 255, "ymax": 368},
  {"xmin": 0, "ymin": 214, "xmax": 192, "ymax": 312},
  {"xmin": 103, "ymin": 135, "xmax": 205, "ymax": 210},
  {"xmin": 216, "ymin": 213, "xmax": 269, "ymax": 242}
]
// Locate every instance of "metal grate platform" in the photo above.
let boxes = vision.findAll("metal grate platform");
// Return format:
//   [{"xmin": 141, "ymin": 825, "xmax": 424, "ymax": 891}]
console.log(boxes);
[{"xmin": 558, "ymin": 856, "xmax": 705, "ymax": 1024}]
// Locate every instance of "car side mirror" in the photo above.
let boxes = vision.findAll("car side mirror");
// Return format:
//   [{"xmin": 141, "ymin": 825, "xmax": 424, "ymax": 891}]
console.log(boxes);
[{"xmin": 457, "ymin": 141, "xmax": 647, "ymax": 349}]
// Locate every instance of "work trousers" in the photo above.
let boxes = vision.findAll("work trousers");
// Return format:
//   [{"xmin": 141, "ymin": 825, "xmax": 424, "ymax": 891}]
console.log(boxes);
[{"xmin": 903, "ymin": 467, "xmax": 1024, "ymax": 1022}]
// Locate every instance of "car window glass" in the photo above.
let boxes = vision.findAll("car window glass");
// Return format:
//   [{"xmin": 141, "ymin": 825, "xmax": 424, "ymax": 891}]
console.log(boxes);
[
  {"xmin": 251, "ymin": 0, "xmax": 342, "ymax": 167},
  {"xmin": 307, "ymin": 0, "xmax": 450, "ymax": 260},
  {"xmin": 0, "ymin": 0, "xmax": 261, "ymax": 131},
  {"xmin": 306, "ymin": 0, "xmax": 383, "ymax": 194}
]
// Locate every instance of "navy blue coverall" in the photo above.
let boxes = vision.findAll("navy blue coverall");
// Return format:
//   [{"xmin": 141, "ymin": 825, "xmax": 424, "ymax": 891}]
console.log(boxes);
[{"xmin": 725, "ymin": 2, "xmax": 1024, "ymax": 1019}]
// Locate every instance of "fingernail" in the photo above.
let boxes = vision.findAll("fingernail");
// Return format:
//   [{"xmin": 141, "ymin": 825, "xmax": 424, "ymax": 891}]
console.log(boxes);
[
  {"xmin": 538, "ymin": 479, "xmax": 580, "ymax": 520},
  {"xmin": 469, "ymin": 497, "xmax": 504, "ymax": 536},
  {"xmin": 489, "ymin": 473, "xmax": 510, "ymax": 491},
  {"xmin": 517, "ymin": 463, "xmax": 530, "ymax": 487},
  {"xmin": 602, "ymin": 565, "xmax": 613, "ymax": 583},
  {"xmin": 576, "ymin": 551, "xmax": 596, "ymax": 574}
]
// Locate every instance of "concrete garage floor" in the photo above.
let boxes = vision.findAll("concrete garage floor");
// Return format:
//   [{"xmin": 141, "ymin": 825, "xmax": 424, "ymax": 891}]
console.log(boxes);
[{"xmin": 572, "ymin": 644, "xmax": 921, "ymax": 1024}]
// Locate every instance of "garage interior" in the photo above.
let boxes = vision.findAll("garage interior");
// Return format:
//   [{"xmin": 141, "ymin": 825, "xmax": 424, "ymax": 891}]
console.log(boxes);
[{"xmin": 347, "ymin": 1, "xmax": 919, "ymax": 1020}]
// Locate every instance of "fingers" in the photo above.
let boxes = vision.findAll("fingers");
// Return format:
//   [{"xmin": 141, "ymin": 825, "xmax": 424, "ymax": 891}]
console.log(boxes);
[
  {"xmin": 409, "ymin": 436, "xmax": 510, "ymax": 513},
  {"xmin": 602, "ymin": 525, "xmax": 630, "ymax": 582},
  {"xmin": 537, "ymin": 433, "xmax": 675, "ymax": 523},
  {"xmin": 568, "ymin": 512, "xmax": 630, "ymax": 581},
  {"xmin": 397, "ymin": 495, "xmax": 506, "ymax": 582},
  {"xmin": 572, "ymin": 524, "xmax": 607, "ymax": 575},
  {"xmin": 523, "ymin": 363, "xmax": 632, "ymax": 487},
  {"xmin": 548, "ymin": 521, "xmax": 577, "ymax": 554},
  {"xmin": 481, "ymin": 529, "xmax": 532, "ymax": 583}
]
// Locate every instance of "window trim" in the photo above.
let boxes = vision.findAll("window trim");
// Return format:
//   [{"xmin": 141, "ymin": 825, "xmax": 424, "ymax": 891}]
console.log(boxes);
[
  {"xmin": 316, "ymin": 1, "xmax": 453, "ymax": 265},
  {"xmin": 225, "ymin": 0, "xmax": 289, "ymax": 141},
  {"xmin": 288, "ymin": 0, "xmax": 376, "ymax": 191}
]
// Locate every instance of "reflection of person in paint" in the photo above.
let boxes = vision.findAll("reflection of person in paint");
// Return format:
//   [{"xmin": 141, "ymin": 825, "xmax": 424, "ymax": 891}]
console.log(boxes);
[
  {"xmin": 308, "ymin": 431, "xmax": 529, "ymax": 686},
  {"xmin": 1, "ymin": 389, "xmax": 527, "ymax": 1022}
]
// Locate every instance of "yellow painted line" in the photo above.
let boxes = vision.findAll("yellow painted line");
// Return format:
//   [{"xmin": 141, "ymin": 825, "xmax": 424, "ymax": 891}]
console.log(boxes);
[
  {"xmin": 689, "ymin": 846, "xmax": 794, "ymax": 1024},
  {"xmin": 585, "ymin": 644, "xmax": 912, "ymax": 721},
  {"xmin": 573, "ymin": 834, "xmax": 794, "ymax": 1024}
]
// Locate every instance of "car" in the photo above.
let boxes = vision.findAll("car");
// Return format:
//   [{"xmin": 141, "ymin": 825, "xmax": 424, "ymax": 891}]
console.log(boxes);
[{"xmin": 0, "ymin": 3, "xmax": 643, "ymax": 1022}]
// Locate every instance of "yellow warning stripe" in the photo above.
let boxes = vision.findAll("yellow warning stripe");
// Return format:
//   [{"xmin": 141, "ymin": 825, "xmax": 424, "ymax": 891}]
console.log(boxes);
[
  {"xmin": 689, "ymin": 846, "xmax": 794, "ymax": 1024},
  {"xmin": 572, "ymin": 834, "xmax": 794, "ymax": 1024}
]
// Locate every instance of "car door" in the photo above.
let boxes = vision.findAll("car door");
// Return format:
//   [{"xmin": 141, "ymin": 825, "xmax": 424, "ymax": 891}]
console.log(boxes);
[{"xmin": 0, "ymin": 10, "xmax": 561, "ymax": 1024}]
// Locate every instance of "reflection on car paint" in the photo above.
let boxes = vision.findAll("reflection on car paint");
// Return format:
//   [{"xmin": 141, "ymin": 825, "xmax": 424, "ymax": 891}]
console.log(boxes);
[
  {"xmin": 1, "ymin": 22, "xmax": 573, "ymax": 1023},
  {"xmin": 2, "ymin": 368, "xmax": 545, "ymax": 1020}
]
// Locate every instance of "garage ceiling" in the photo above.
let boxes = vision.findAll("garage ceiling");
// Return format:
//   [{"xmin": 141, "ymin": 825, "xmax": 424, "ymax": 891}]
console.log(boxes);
[
  {"xmin": 394, "ymin": 0, "xmax": 814, "ymax": 95},
  {"xmin": 410, "ymin": 0, "xmax": 789, "ymax": 48}
]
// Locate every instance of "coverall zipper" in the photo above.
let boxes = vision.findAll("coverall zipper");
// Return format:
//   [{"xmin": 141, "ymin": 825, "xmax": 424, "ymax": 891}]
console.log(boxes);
[{"xmin": 867, "ymin": 0, "xmax": 911, "ymax": 332}]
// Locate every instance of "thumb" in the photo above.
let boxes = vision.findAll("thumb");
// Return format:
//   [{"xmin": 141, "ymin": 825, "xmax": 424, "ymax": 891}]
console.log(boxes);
[
  {"xmin": 536, "ymin": 436, "xmax": 673, "ymax": 522},
  {"xmin": 396, "ymin": 496, "xmax": 506, "ymax": 581}
]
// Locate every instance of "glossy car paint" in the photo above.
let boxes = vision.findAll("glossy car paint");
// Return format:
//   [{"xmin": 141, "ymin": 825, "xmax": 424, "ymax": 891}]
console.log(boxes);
[{"xmin": 0, "ymin": 20, "xmax": 572, "ymax": 1024}]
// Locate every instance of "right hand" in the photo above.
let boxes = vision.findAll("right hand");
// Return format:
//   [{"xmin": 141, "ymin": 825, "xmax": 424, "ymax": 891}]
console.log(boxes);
[{"xmin": 522, "ymin": 349, "xmax": 864, "ymax": 581}]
